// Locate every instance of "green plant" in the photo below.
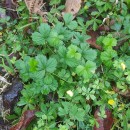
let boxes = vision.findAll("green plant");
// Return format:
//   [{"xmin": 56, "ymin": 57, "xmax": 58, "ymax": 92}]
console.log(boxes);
[{"xmin": 1, "ymin": 0, "xmax": 130, "ymax": 129}]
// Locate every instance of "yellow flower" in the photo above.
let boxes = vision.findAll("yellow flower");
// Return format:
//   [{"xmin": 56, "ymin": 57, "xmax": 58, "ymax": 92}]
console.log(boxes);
[
  {"xmin": 108, "ymin": 99, "xmax": 116, "ymax": 106},
  {"xmin": 121, "ymin": 62, "xmax": 126, "ymax": 70},
  {"xmin": 66, "ymin": 90, "xmax": 73, "ymax": 97}
]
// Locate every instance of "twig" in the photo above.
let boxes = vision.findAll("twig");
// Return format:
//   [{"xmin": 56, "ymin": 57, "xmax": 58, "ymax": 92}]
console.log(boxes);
[{"xmin": 0, "ymin": 76, "xmax": 11, "ymax": 85}]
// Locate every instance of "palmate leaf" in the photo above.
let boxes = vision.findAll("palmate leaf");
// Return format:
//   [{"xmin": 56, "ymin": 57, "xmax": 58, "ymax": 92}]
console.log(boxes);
[
  {"xmin": 58, "ymin": 102, "xmax": 85, "ymax": 121},
  {"xmin": 47, "ymin": 31, "xmax": 64, "ymax": 47},
  {"xmin": 32, "ymin": 32, "xmax": 45, "ymax": 45},
  {"xmin": 67, "ymin": 45, "xmax": 81, "ymax": 60},
  {"xmin": 63, "ymin": 13, "xmax": 73, "ymax": 25},
  {"xmin": 66, "ymin": 57, "xmax": 78, "ymax": 67},
  {"xmin": 67, "ymin": 21, "xmax": 78, "ymax": 30},
  {"xmin": 44, "ymin": 74, "xmax": 53, "ymax": 85},
  {"xmin": 102, "ymin": 36, "xmax": 117, "ymax": 49},
  {"xmin": 36, "ymin": 54, "xmax": 57, "ymax": 73},
  {"xmin": 39, "ymin": 23, "xmax": 51, "ymax": 38},
  {"xmin": 54, "ymin": 22, "xmax": 73, "ymax": 41},
  {"xmin": 58, "ymin": 45, "xmax": 78, "ymax": 67},
  {"xmin": 29, "ymin": 58, "xmax": 38, "ymax": 72},
  {"xmin": 32, "ymin": 23, "xmax": 51, "ymax": 45},
  {"xmin": 30, "ymin": 70, "xmax": 45, "ymax": 81},
  {"xmin": 33, "ymin": 75, "xmax": 58, "ymax": 95},
  {"xmin": 76, "ymin": 61, "xmax": 96, "ymax": 80},
  {"xmin": 100, "ymin": 49, "xmax": 117, "ymax": 66},
  {"xmin": 36, "ymin": 55, "xmax": 47, "ymax": 70},
  {"xmin": 58, "ymin": 102, "xmax": 70, "ymax": 116},
  {"xmin": 83, "ymin": 49, "xmax": 97, "ymax": 61},
  {"xmin": 15, "ymin": 56, "xmax": 31, "ymax": 82},
  {"xmin": 63, "ymin": 13, "xmax": 78, "ymax": 30},
  {"xmin": 72, "ymin": 32, "xmax": 90, "ymax": 45},
  {"xmin": 70, "ymin": 107, "xmax": 85, "ymax": 121},
  {"xmin": 46, "ymin": 58, "xmax": 57, "ymax": 73}
]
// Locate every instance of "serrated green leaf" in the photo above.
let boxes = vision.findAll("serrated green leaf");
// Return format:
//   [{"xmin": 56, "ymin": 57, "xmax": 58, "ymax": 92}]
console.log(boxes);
[
  {"xmin": 32, "ymin": 23, "xmax": 50, "ymax": 45},
  {"xmin": 66, "ymin": 57, "xmax": 78, "ymax": 67},
  {"xmin": 76, "ymin": 61, "xmax": 96, "ymax": 80},
  {"xmin": 67, "ymin": 21, "xmax": 78, "ymax": 30},
  {"xmin": 32, "ymin": 32, "xmax": 45, "ymax": 45},
  {"xmin": 39, "ymin": 23, "xmax": 51, "ymax": 37},
  {"xmin": 63, "ymin": 13, "xmax": 73, "ymax": 25},
  {"xmin": 44, "ymin": 75, "xmax": 53, "ymax": 85},
  {"xmin": 72, "ymin": 32, "xmax": 90, "ymax": 45},
  {"xmin": 75, "ymin": 108, "xmax": 85, "ymax": 121},
  {"xmin": 103, "ymin": 37, "xmax": 117, "ymax": 49},
  {"xmin": 47, "ymin": 31, "xmax": 63, "ymax": 46},
  {"xmin": 67, "ymin": 45, "xmax": 81, "ymax": 60},
  {"xmin": 36, "ymin": 54, "xmax": 47, "ymax": 70},
  {"xmin": 85, "ymin": 61, "xmax": 96, "ymax": 73},
  {"xmin": 15, "ymin": 56, "xmax": 30, "ymax": 82},
  {"xmin": 17, "ymin": 99, "xmax": 27, "ymax": 106},
  {"xmin": 30, "ymin": 70, "xmax": 45, "ymax": 80},
  {"xmin": 63, "ymin": 13, "xmax": 78, "ymax": 30},
  {"xmin": 100, "ymin": 49, "xmax": 117, "ymax": 66},
  {"xmin": 67, "ymin": 45, "xmax": 77, "ymax": 58},
  {"xmin": 46, "ymin": 58, "xmax": 57, "ymax": 73},
  {"xmin": 83, "ymin": 49, "xmax": 97, "ymax": 61},
  {"xmin": 29, "ymin": 59, "xmax": 38, "ymax": 72},
  {"xmin": 54, "ymin": 22, "xmax": 73, "ymax": 41},
  {"xmin": 76, "ymin": 65, "xmax": 85, "ymax": 76}
]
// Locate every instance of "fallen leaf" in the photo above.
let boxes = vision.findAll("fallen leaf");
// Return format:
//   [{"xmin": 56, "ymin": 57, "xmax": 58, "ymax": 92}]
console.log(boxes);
[
  {"xmin": 87, "ymin": 30, "xmax": 102, "ymax": 50},
  {"xmin": 98, "ymin": 25, "xmax": 110, "ymax": 31},
  {"xmin": 113, "ymin": 86, "xmax": 130, "ymax": 98},
  {"xmin": 10, "ymin": 110, "xmax": 36, "ymax": 130},
  {"xmin": 24, "ymin": 0, "xmax": 47, "ymax": 16},
  {"xmin": 94, "ymin": 108, "xmax": 114, "ymax": 130},
  {"xmin": 3, "ymin": 80, "xmax": 23, "ymax": 111},
  {"xmin": 62, "ymin": 0, "xmax": 82, "ymax": 17}
]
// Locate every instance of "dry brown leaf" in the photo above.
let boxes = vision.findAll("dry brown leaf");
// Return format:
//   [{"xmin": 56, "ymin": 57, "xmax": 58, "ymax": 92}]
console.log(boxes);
[
  {"xmin": 63, "ymin": 0, "xmax": 82, "ymax": 17},
  {"xmin": 94, "ymin": 108, "xmax": 114, "ymax": 130},
  {"xmin": 87, "ymin": 30, "xmax": 102, "ymax": 51},
  {"xmin": 24, "ymin": 0, "xmax": 47, "ymax": 16},
  {"xmin": 113, "ymin": 86, "xmax": 130, "ymax": 98},
  {"xmin": 10, "ymin": 110, "xmax": 36, "ymax": 130}
]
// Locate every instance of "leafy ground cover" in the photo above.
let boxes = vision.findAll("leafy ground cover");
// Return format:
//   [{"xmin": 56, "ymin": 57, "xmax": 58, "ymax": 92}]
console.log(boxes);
[{"xmin": 1, "ymin": 0, "xmax": 130, "ymax": 129}]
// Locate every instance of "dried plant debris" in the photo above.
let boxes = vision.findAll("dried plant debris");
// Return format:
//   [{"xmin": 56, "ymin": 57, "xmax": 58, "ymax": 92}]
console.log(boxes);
[
  {"xmin": 24, "ymin": 0, "xmax": 47, "ymax": 16},
  {"xmin": 87, "ymin": 30, "xmax": 102, "ymax": 51},
  {"xmin": 5, "ymin": 0, "xmax": 18, "ymax": 19},
  {"xmin": 63, "ymin": 0, "xmax": 82, "ymax": 17},
  {"xmin": 10, "ymin": 110, "xmax": 36, "ymax": 130},
  {"xmin": 0, "ymin": 94, "xmax": 10, "ymax": 130},
  {"xmin": 0, "ymin": 74, "xmax": 11, "ymax": 94}
]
